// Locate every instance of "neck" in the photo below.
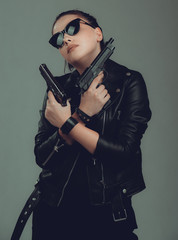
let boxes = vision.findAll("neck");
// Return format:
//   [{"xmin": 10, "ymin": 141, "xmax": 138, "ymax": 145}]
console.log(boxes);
[{"xmin": 73, "ymin": 46, "xmax": 101, "ymax": 75}]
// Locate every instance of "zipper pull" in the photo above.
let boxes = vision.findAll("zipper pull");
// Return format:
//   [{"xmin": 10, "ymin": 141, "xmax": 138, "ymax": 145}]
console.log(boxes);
[
  {"xmin": 54, "ymin": 138, "xmax": 64, "ymax": 153},
  {"xmin": 54, "ymin": 143, "xmax": 64, "ymax": 152},
  {"xmin": 54, "ymin": 145, "xmax": 59, "ymax": 152},
  {"xmin": 92, "ymin": 157, "xmax": 96, "ymax": 165}
]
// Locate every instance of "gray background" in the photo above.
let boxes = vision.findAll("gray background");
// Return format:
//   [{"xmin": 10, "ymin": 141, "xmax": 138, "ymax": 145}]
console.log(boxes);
[{"xmin": 0, "ymin": 0, "xmax": 178, "ymax": 239}]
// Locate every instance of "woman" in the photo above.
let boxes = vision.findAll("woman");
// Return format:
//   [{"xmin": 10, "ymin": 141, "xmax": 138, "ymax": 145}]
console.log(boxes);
[{"xmin": 33, "ymin": 10, "xmax": 151, "ymax": 240}]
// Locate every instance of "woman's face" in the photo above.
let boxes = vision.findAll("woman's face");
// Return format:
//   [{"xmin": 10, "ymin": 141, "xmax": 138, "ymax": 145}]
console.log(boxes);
[{"xmin": 53, "ymin": 14, "xmax": 103, "ymax": 73}]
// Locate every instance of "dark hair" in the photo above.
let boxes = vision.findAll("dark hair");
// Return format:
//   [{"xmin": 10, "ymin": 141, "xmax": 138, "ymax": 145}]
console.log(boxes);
[{"xmin": 51, "ymin": 9, "xmax": 105, "ymax": 72}]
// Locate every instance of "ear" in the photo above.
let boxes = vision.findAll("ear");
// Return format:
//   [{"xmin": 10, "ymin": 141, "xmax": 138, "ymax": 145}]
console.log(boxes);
[{"xmin": 95, "ymin": 27, "xmax": 103, "ymax": 42}]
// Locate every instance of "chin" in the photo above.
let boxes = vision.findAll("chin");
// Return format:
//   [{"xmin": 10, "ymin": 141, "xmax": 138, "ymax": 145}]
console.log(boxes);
[
  {"xmin": 69, "ymin": 50, "xmax": 97, "ymax": 68},
  {"xmin": 68, "ymin": 54, "xmax": 87, "ymax": 66}
]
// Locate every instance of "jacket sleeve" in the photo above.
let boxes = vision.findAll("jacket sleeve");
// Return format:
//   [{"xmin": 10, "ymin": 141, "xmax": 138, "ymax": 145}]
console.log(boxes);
[
  {"xmin": 34, "ymin": 92, "xmax": 68, "ymax": 169},
  {"xmin": 94, "ymin": 71, "xmax": 152, "ymax": 161}
]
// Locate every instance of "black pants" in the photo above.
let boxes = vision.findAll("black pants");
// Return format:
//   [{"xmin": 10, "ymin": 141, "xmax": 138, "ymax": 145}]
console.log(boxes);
[{"xmin": 32, "ymin": 198, "xmax": 138, "ymax": 240}]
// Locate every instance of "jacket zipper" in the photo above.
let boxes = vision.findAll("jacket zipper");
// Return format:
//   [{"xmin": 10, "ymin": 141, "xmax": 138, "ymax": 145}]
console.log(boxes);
[
  {"xmin": 101, "ymin": 111, "xmax": 106, "ymax": 204},
  {"xmin": 101, "ymin": 161, "xmax": 106, "ymax": 204},
  {"xmin": 57, "ymin": 152, "xmax": 81, "ymax": 207},
  {"xmin": 42, "ymin": 139, "xmax": 63, "ymax": 167},
  {"xmin": 100, "ymin": 86, "xmax": 126, "ymax": 203}
]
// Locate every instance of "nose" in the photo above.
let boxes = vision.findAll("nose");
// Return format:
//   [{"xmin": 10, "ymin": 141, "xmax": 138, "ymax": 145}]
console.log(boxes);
[{"xmin": 63, "ymin": 33, "xmax": 72, "ymax": 46}]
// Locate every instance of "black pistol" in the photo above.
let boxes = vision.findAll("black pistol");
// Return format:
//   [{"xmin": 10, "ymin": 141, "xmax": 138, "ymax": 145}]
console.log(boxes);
[
  {"xmin": 39, "ymin": 64, "xmax": 67, "ymax": 106},
  {"xmin": 76, "ymin": 38, "xmax": 115, "ymax": 94}
]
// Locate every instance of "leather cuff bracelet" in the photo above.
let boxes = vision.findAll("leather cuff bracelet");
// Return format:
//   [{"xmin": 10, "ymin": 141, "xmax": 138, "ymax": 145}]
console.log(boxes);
[
  {"xmin": 60, "ymin": 117, "xmax": 79, "ymax": 135},
  {"xmin": 76, "ymin": 108, "xmax": 92, "ymax": 124}
]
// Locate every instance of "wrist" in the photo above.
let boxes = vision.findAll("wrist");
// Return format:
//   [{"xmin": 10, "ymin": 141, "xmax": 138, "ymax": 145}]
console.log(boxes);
[
  {"xmin": 72, "ymin": 112, "xmax": 85, "ymax": 125},
  {"xmin": 60, "ymin": 116, "xmax": 79, "ymax": 135},
  {"xmin": 78, "ymin": 105, "xmax": 93, "ymax": 117},
  {"xmin": 76, "ymin": 107, "xmax": 92, "ymax": 124},
  {"xmin": 59, "ymin": 114, "xmax": 71, "ymax": 128}
]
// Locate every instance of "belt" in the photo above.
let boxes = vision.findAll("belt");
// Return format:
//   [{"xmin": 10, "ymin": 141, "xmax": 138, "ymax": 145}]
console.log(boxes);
[
  {"xmin": 112, "ymin": 190, "xmax": 127, "ymax": 222},
  {"xmin": 11, "ymin": 182, "xmax": 41, "ymax": 240}
]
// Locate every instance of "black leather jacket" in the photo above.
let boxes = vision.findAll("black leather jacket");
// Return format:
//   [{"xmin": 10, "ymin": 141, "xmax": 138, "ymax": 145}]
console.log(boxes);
[{"xmin": 34, "ymin": 59, "xmax": 151, "ymax": 212}]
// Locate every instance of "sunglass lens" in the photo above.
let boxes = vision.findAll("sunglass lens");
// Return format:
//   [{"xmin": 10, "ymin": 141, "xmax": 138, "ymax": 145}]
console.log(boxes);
[
  {"xmin": 56, "ymin": 33, "xmax": 64, "ymax": 48},
  {"xmin": 66, "ymin": 19, "xmax": 80, "ymax": 35},
  {"xmin": 67, "ymin": 25, "xmax": 76, "ymax": 35},
  {"xmin": 49, "ymin": 33, "xmax": 60, "ymax": 48}
]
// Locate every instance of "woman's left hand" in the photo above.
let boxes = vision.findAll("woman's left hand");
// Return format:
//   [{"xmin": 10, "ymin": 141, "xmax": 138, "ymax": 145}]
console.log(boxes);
[{"xmin": 45, "ymin": 91, "xmax": 71, "ymax": 128}]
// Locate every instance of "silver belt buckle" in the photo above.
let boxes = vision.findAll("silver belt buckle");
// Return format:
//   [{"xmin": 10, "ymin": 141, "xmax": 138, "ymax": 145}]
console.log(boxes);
[{"xmin": 112, "ymin": 209, "xmax": 127, "ymax": 222}]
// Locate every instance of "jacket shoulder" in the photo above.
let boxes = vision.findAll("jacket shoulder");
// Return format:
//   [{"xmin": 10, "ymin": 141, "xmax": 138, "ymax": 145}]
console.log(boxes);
[
  {"xmin": 104, "ymin": 59, "xmax": 144, "ymax": 93},
  {"xmin": 106, "ymin": 59, "xmax": 143, "ymax": 79}
]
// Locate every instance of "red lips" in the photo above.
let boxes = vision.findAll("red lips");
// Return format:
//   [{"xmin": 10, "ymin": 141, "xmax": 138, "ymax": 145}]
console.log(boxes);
[{"xmin": 67, "ymin": 44, "xmax": 79, "ymax": 53}]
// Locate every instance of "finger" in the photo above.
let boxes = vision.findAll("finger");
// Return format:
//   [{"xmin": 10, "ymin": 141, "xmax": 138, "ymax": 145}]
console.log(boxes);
[
  {"xmin": 100, "ymin": 89, "xmax": 108, "ymax": 98},
  {"xmin": 101, "ymin": 94, "xmax": 110, "ymax": 105},
  {"xmin": 48, "ymin": 91, "xmax": 56, "ymax": 103},
  {"xmin": 95, "ymin": 84, "xmax": 105, "ymax": 94},
  {"xmin": 98, "ymin": 71, "xmax": 104, "ymax": 76},
  {"xmin": 104, "ymin": 93, "xmax": 110, "ymax": 101},
  {"xmin": 90, "ymin": 72, "xmax": 104, "ymax": 89},
  {"xmin": 48, "ymin": 90, "xmax": 54, "ymax": 98},
  {"xmin": 66, "ymin": 99, "xmax": 71, "ymax": 107}
]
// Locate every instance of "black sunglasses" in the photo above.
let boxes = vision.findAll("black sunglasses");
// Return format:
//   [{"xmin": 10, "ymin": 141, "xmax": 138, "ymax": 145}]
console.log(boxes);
[{"xmin": 49, "ymin": 18, "xmax": 96, "ymax": 49}]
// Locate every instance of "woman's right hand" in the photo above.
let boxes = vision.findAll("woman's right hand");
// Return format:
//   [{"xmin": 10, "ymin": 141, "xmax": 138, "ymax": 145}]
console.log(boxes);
[{"xmin": 79, "ymin": 71, "xmax": 110, "ymax": 116}]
